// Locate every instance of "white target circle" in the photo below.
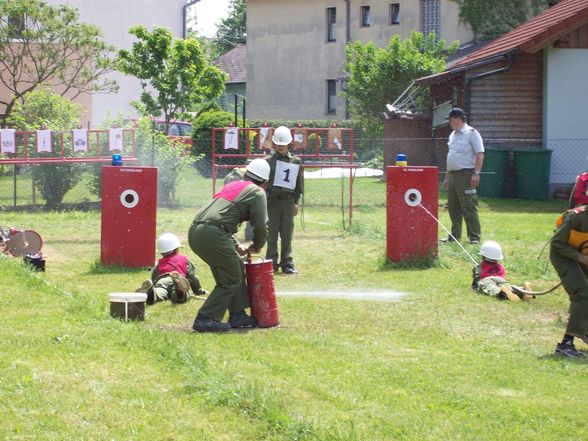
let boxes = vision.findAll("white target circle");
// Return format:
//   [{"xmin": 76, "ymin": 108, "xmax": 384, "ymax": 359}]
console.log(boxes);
[
  {"xmin": 120, "ymin": 189, "xmax": 139, "ymax": 209},
  {"xmin": 404, "ymin": 188, "xmax": 422, "ymax": 207}
]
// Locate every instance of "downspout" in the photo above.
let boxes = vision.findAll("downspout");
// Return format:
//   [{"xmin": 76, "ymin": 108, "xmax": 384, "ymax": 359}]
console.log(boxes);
[
  {"xmin": 464, "ymin": 49, "xmax": 519, "ymax": 116},
  {"xmin": 183, "ymin": 0, "xmax": 200, "ymax": 39},
  {"xmin": 344, "ymin": 0, "xmax": 351, "ymax": 119},
  {"xmin": 344, "ymin": 0, "xmax": 350, "ymax": 43}
]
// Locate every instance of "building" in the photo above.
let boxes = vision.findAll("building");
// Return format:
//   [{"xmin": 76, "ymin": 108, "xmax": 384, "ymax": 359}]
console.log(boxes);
[
  {"xmin": 246, "ymin": 0, "xmax": 473, "ymax": 121},
  {"xmin": 40, "ymin": 0, "xmax": 187, "ymax": 126},
  {"xmin": 384, "ymin": 0, "xmax": 588, "ymax": 191},
  {"xmin": 214, "ymin": 44, "xmax": 247, "ymax": 116}
]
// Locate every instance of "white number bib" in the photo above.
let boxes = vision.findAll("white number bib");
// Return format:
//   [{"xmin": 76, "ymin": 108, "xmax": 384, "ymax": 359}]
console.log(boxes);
[{"xmin": 273, "ymin": 161, "xmax": 300, "ymax": 190}]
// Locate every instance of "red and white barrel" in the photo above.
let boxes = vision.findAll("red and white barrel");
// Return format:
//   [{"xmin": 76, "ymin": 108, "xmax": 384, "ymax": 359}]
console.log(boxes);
[{"xmin": 245, "ymin": 257, "xmax": 279, "ymax": 327}]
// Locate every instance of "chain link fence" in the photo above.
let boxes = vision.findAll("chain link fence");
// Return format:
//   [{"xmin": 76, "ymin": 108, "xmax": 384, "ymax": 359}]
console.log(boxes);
[
  {"xmin": 383, "ymin": 137, "xmax": 587, "ymax": 200},
  {"xmin": 3, "ymin": 136, "xmax": 585, "ymax": 209}
]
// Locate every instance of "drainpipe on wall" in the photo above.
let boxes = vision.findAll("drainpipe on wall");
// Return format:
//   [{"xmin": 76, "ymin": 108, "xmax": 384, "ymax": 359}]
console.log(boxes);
[
  {"xmin": 464, "ymin": 49, "xmax": 518, "ymax": 117},
  {"xmin": 183, "ymin": 0, "xmax": 200, "ymax": 39},
  {"xmin": 344, "ymin": 0, "xmax": 350, "ymax": 43},
  {"xmin": 344, "ymin": 0, "xmax": 351, "ymax": 119}
]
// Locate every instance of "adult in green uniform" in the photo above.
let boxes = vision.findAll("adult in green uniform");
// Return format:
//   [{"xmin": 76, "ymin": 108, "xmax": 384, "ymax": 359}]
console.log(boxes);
[
  {"xmin": 189, "ymin": 159, "xmax": 270, "ymax": 333},
  {"xmin": 550, "ymin": 205, "xmax": 588, "ymax": 357},
  {"xmin": 442, "ymin": 107, "xmax": 484, "ymax": 244},
  {"xmin": 224, "ymin": 166, "xmax": 254, "ymax": 241},
  {"xmin": 265, "ymin": 126, "xmax": 304, "ymax": 274}
]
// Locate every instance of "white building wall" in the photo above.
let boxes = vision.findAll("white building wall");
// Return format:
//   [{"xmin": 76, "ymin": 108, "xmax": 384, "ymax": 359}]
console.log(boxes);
[
  {"xmin": 46, "ymin": 0, "xmax": 185, "ymax": 126},
  {"xmin": 545, "ymin": 47, "xmax": 588, "ymax": 184}
]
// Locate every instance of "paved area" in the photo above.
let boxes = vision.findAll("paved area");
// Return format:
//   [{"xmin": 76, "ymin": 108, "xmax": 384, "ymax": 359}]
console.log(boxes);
[{"xmin": 304, "ymin": 167, "xmax": 383, "ymax": 179}]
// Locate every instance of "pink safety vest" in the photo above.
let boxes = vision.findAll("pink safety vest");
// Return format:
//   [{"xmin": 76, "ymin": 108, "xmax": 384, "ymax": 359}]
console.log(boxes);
[
  {"xmin": 479, "ymin": 260, "xmax": 506, "ymax": 280},
  {"xmin": 157, "ymin": 252, "xmax": 188, "ymax": 277},
  {"xmin": 214, "ymin": 180, "xmax": 253, "ymax": 202}
]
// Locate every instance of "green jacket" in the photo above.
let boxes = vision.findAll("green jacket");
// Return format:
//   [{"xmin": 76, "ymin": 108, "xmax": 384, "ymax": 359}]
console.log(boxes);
[
  {"xmin": 193, "ymin": 180, "xmax": 268, "ymax": 250},
  {"xmin": 265, "ymin": 151, "xmax": 304, "ymax": 204}
]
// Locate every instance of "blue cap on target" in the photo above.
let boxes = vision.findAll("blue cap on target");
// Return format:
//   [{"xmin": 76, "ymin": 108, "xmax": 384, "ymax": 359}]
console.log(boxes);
[{"xmin": 111, "ymin": 154, "xmax": 123, "ymax": 166}]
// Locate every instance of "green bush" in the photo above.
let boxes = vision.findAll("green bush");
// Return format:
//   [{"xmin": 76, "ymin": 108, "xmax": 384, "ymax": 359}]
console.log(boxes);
[
  {"xmin": 191, "ymin": 110, "xmax": 235, "ymax": 177},
  {"xmin": 87, "ymin": 116, "xmax": 191, "ymax": 206},
  {"xmin": 135, "ymin": 118, "xmax": 192, "ymax": 206},
  {"xmin": 7, "ymin": 88, "xmax": 83, "ymax": 209}
]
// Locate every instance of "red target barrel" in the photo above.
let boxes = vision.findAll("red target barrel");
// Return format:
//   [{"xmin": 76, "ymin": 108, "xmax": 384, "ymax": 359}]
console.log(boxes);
[{"xmin": 245, "ymin": 257, "xmax": 279, "ymax": 327}]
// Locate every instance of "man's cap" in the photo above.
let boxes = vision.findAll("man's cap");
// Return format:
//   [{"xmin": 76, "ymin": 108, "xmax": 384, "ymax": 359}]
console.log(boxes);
[{"xmin": 447, "ymin": 107, "xmax": 466, "ymax": 119}]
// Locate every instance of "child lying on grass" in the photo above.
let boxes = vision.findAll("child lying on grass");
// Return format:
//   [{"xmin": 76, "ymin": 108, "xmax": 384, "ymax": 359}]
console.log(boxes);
[
  {"xmin": 472, "ymin": 240, "xmax": 535, "ymax": 302},
  {"xmin": 136, "ymin": 233, "xmax": 207, "ymax": 305}
]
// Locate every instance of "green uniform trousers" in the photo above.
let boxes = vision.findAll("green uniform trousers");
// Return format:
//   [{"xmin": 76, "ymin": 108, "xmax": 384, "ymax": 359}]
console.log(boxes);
[
  {"xmin": 153, "ymin": 275, "xmax": 185, "ymax": 303},
  {"xmin": 188, "ymin": 224, "xmax": 250, "ymax": 321},
  {"xmin": 477, "ymin": 276, "xmax": 508, "ymax": 297},
  {"xmin": 266, "ymin": 195, "xmax": 295, "ymax": 267},
  {"xmin": 447, "ymin": 169, "xmax": 481, "ymax": 241},
  {"xmin": 550, "ymin": 254, "xmax": 588, "ymax": 336}
]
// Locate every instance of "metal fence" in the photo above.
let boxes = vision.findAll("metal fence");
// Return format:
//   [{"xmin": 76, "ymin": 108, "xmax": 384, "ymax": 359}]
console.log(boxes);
[
  {"xmin": 2, "ymin": 137, "xmax": 585, "ymax": 209},
  {"xmin": 384, "ymin": 137, "xmax": 588, "ymax": 200}
]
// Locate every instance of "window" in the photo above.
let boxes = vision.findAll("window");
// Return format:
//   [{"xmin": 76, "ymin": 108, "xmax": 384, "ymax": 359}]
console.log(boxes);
[
  {"xmin": 7, "ymin": 13, "xmax": 26, "ymax": 39},
  {"xmin": 360, "ymin": 6, "xmax": 371, "ymax": 27},
  {"xmin": 327, "ymin": 80, "xmax": 337, "ymax": 114},
  {"xmin": 421, "ymin": 0, "xmax": 440, "ymax": 38},
  {"xmin": 168, "ymin": 124, "xmax": 180, "ymax": 136},
  {"xmin": 326, "ymin": 7, "xmax": 336, "ymax": 42},
  {"xmin": 390, "ymin": 3, "xmax": 400, "ymax": 25}
]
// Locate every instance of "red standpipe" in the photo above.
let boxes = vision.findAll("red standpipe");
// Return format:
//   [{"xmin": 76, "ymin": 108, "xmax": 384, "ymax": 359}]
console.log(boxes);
[{"xmin": 245, "ymin": 254, "xmax": 279, "ymax": 327}]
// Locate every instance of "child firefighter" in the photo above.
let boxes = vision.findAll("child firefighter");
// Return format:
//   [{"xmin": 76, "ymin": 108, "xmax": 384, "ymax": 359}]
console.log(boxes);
[
  {"xmin": 473, "ymin": 240, "xmax": 534, "ymax": 302},
  {"xmin": 137, "ymin": 233, "xmax": 206, "ymax": 305}
]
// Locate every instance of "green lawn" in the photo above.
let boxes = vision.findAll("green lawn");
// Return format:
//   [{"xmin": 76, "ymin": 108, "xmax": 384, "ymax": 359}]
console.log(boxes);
[{"xmin": 1, "ymin": 172, "xmax": 586, "ymax": 440}]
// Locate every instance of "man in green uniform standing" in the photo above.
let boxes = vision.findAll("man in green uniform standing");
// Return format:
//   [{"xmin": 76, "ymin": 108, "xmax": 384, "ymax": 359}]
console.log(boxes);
[
  {"xmin": 265, "ymin": 126, "xmax": 304, "ymax": 274},
  {"xmin": 189, "ymin": 159, "xmax": 270, "ymax": 333},
  {"xmin": 442, "ymin": 107, "xmax": 484, "ymax": 244},
  {"xmin": 550, "ymin": 205, "xmax": 588, "ymax": 357}
]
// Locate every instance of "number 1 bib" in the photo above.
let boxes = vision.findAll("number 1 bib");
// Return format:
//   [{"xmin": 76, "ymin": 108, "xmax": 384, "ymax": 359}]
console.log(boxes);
[{"xmin": 273, "ymin": 161, "xmax": 300, "ymax": 190}]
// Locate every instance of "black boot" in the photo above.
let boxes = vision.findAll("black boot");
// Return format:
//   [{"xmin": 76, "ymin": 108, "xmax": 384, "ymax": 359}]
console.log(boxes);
[
  {"xmin": 229, "ymin": 310, "xmax": 258, "ymax": 328},
  {"xmin": 146, "ymin": 288, "xmax": 155, "ymax": 305},
  {"xmin": 192, "ymin": 314, "xmax": 231, "ymax": 333},
  {"xmin": 282, "ymin": 262, "xmax": 298, "ymax": 274}
]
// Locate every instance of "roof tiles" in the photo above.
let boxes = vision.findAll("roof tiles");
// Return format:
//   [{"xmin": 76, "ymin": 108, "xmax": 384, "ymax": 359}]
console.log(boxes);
[{"xmin": 452, "ymin": 0, "xmax": 588, "ymax": 69}]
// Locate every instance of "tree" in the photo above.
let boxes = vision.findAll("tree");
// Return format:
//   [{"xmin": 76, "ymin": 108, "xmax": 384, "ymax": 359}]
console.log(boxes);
[
  {"xmin": 0, "ymin": 0, "xmax": 117, "ymax": 125},
  {"xmin": 451, "ymin": 0, "xmax": 559, "ymax": 40},
  {"xmin": 116, "ymin": 26, "xmax": 227, "ymax": 134},
  {"xmin": 345, "ymin": 32, "xmax": 457, "ymax": 135},
  {"xmin": 215, "ymin": 0, "xmax": 246, "ymax": 55},
  {"xmin": 8, "ymin": 88, "xmax": 83, "ymax": 209}
]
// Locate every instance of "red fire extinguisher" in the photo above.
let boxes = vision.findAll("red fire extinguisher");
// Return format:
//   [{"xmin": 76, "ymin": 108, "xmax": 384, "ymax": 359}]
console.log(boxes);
[{"xmin": 245, "ymin": 254, "xmax": 279, "ymax": 327}]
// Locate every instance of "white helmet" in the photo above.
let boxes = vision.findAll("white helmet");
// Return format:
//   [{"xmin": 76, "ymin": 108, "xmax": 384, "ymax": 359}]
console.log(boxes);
[
  {"xmin": 157, "ymin": 233, "xmax": 181, "ymax": 254},
  {"xmin": 246, "ymin": 158, "xmax": 270, "ymax": 181},
  {"xmin": 272, "ymin": 126, "xmax": 293, "ymax": 146},
  {"xmin": 480, "ymin": 240, "xmax": 503, "ymax": 261}
]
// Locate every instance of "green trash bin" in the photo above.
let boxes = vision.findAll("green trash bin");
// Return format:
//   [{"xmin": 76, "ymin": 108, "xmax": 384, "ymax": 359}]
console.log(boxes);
[
  {"xmin": 513, "ymin": 147, "xmax": 552, "ymax": 200},
  {"xmin": 477, "ymin": 146, "xmax": 508, "ymax": 198}
]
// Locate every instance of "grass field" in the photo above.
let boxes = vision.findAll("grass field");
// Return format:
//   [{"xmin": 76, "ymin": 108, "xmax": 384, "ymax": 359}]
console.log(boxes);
[{"xmin": 1, "ymin": 169, "xmax": 587, "ymax": 440}]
